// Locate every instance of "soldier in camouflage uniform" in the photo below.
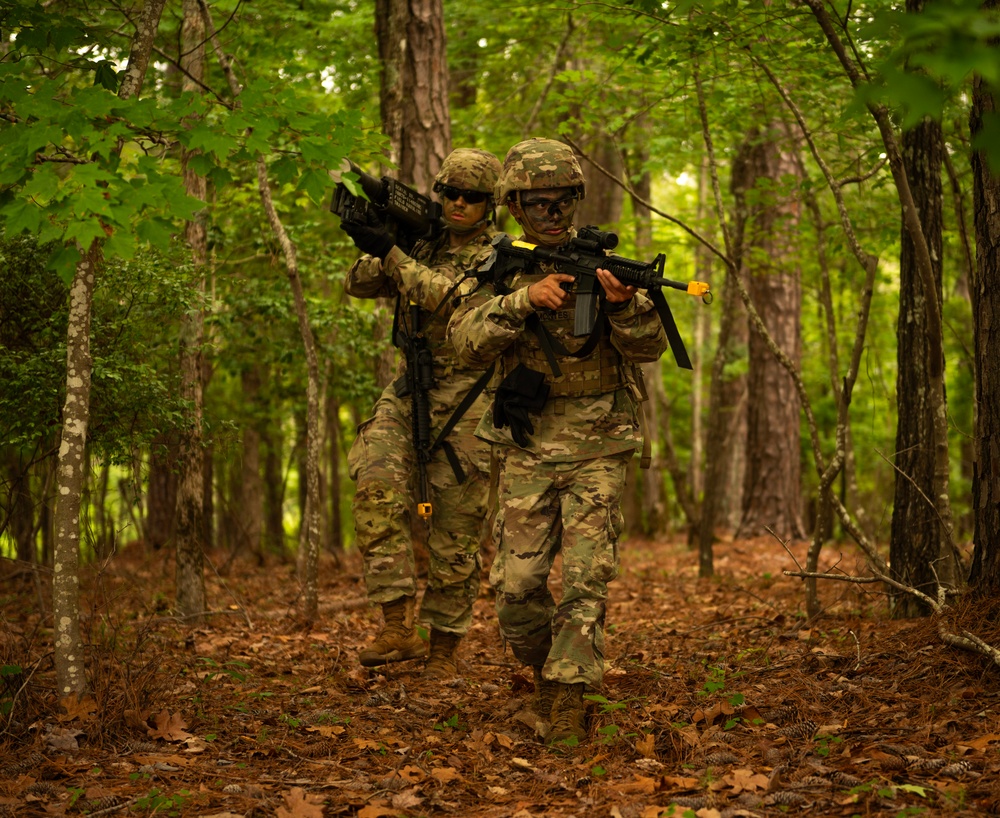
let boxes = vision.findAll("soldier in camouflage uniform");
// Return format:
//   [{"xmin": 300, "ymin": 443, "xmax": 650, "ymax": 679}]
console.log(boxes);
[
  {"xmin": 447, "ymin": 139, "xmax": 669, "ymax": 744},
  {"xmin": 340, "ymin": 148, "xmax": 502, "ymax": 680}
]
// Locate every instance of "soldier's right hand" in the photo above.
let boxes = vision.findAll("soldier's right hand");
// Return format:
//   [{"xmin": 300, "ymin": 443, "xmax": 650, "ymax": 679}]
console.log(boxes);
[{"xmin": 527, "ymin": 273, "xmax": 575, "ymax": 310}]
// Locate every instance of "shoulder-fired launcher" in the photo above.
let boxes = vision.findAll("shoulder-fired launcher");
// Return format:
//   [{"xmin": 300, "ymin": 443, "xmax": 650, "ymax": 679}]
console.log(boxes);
[{"xmin": 330, "ymin": 160, "xmax": 442, "ymax": 253}]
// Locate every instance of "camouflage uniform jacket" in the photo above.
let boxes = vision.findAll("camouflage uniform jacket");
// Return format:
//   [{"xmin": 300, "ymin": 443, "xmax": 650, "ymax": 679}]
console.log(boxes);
[
  {"xmin": 447, "ymin": 234, "xmax": 669, "ymax": 463},
  {"xmin": 346, "ymin": 228, "xmax": 499, "ymax": 419}
]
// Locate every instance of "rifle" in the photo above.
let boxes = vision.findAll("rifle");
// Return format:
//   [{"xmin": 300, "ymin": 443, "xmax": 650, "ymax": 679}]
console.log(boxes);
[
  {"xmin": 477, "ymin": 226, "xmax": 711, "ymax": 369},
  {"xmin": 330, "ymin": 160, "xmax": 442, "ymax": 254},
  {"xmin": 395, "ymin": 303, "xmax": 436, "ymax": 518}
]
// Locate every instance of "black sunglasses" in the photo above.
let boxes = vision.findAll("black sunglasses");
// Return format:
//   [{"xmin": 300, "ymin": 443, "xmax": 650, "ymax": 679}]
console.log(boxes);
[{"xmin": 434, "ymin": 183, "xmax": 489, "ymax": 204}]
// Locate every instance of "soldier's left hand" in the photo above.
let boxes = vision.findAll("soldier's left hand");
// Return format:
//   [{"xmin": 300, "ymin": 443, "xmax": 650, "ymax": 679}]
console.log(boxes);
[
  {"xmin": 597, "ymin": 268, "xmax": 636, "ymax": 304},
  {"xmin": 342, "ymin": 213, "xmax": 395, "ymax": 260}
]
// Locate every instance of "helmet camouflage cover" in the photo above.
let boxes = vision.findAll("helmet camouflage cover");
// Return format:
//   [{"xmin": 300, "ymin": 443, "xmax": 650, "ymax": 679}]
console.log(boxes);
[
  {"xmin": 435, "ymin": 148, "xmax": 502, "ymax": 194},
  {"xmin": 494, "ymin": 138, "xmax": 586, "ymax": 205}
]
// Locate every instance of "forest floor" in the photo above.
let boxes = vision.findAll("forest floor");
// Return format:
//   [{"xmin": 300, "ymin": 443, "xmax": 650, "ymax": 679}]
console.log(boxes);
[{"xmin": 3, "ymin": 533, "xmax": 1000, "ymax": 817}]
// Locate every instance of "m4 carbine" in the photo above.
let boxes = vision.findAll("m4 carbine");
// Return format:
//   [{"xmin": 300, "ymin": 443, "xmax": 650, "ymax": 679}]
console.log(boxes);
[
  {"xmin": 330, "ymin": 160, "xmax": 442, "ymax": 253},
  {"xmin": 477, "ymin": 226, "xmax": 711, "ymax": 369}
]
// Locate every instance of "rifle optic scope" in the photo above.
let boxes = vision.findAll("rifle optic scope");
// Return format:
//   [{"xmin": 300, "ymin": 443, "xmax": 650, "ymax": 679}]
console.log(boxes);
[{"xmin": 576, "ymin": 226, "xmax": 619, "ymax": 252}]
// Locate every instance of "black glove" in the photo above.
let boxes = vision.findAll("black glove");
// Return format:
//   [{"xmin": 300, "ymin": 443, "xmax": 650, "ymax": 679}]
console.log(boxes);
[
  {"xmin": 341, "ymin": 211, "xmax": 394, "ymax": 260},
  {"xmin": 493, "ymin": 364, "xmax": 549, "ymax": 448}
]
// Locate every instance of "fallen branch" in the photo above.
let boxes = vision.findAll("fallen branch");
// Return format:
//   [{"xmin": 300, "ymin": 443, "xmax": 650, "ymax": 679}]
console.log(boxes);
[{"xmin": 783, "ymin": 568, "xmax": 1000, "ymax": 667}]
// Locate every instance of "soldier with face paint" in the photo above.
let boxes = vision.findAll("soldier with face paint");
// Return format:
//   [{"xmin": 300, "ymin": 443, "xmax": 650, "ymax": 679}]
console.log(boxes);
[
  {"xmin": 447, "ymin": 138, "xmax": 669, "ymax": 745},
  {"xmin": 340, "ymin": 148, "xmax": 502, "ymax": 681}
]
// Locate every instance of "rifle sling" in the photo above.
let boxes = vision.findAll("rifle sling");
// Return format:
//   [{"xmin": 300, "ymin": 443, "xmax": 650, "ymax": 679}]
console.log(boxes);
[
  {"xmin": 524, "ymin": 311, "xmax": 604, "ymax": 379},
  {"xmin": 427, "ymin": 362, "xmax": 496, "ymax": 489},
  {"xmin": 650, "ymin": 287, "xmax": 692, "ymax": 370}
]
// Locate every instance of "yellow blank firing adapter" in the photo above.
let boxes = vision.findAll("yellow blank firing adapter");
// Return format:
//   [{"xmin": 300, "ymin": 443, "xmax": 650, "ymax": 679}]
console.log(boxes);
[
  {"xmin": 688, "ymin": 281, "xmax": 713, "ymax": 303},
  {"xmin": 417, "ymin": 502, "xmax": 433, "ymax": 518}
]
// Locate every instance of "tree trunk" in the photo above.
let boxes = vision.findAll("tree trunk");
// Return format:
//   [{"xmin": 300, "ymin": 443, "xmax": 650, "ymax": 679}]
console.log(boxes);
[
  {"xmin": 255, "ymin": 159, "xmax": 325, "ymax": 621},
  {"xmin": 51, "ymin": 0, "xmax": 167, "ymax": 698},
  {"xmin": 373, "ymin": 0, "xmax": 452, "ymax": 390},
  {"xmin": 174, "ymin": 0, "xmax": 208, "ymax": 620},
  {"xmin": 575, "ymin": 136, "xmax": 624, "ymax": 230},
  {"xmin": 370, "ymin": 0, "xmax": 452, "ymax": 558},
  {"xmin": 968, "ymin": 41, "xmax": 1000, "ymax": 595},
  {"xmin": 697, "ymin": 264, "xmax": 747, "ymax": 576},
  {"xmin": 238, "ymin": 366, "xmax": 264, "ymax": 559},
  {"xmin": 146, "ymin": 435, "xmax": 177, "ymax": 550},
  {"xmin": 690, "ymin": 155, "xmax": 713, "ymax": 510},
  {"xmin": 52, "ymin": 243, "xmax": 98, "ymax": 698},
  {"xmin": 734, "ymin": 123, "xmax": 805, "ymax": 542},
  {"xmin": 375, "ymin": 0, "xmax": 451, "ymax": 188},
  {"xmin": 5, "ymin": 450, "xmax": 36, "ymax": 562},
  {"xmin": 890, "ymin": 110, "xmax": 947, "ymax": 617},
  {"xmin": 262, "ymin": 413, "xmax": 286, "ymax": 557}
]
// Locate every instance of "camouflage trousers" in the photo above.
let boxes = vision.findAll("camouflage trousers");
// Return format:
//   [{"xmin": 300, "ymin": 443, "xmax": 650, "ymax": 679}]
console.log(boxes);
[
  {"xmin": 348, "ymin": 393, "xmax": 488, "ymax": 634},
  {"xmin": 488, "ymin": 446, "xmax": 629, "ymax": 687}
]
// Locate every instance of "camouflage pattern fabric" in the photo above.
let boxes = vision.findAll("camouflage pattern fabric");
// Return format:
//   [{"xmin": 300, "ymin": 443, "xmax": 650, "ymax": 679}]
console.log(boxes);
[
  {"xmin": 447, "ymin": 229, "xmax": 669, "ymax": 686},
  {"xmin": 488, "ymin": 446, "xmax": 629, "ymax": 686},
  {"xmin": 346, "ymin": 228, "xmax": 496, "ymax": 634},
  {"xmin": 447, "ymin": 251, "xmax": 668, "ymax": 461},
  {"xmin": 436, "ymin": 149, "xmax": 503, "ymax": 193},
  {"xmin": 494, "ymin": 138, "xmax": 586, "ymax": 205}
]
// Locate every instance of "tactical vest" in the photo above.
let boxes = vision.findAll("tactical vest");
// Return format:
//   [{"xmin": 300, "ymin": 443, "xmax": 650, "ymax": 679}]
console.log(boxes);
[
  {"xmin": 397, "ymin": 231, "xmax": 495, "ymax": 380},
  {"xmin": 499, "ymin": 266, "xmax": 629, "ymax": 399}
]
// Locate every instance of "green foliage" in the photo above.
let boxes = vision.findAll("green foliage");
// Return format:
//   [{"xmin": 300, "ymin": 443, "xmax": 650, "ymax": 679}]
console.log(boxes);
[
  {"xmin": 0, "ymin": 0, "xmax": 985, "ymax": 557},
  {"xmin": 197, "ymin": 658, "xmax": 250, "ymax": 684},
  {"xmin": 0, "ymin": 235, "xmax": 193, "ymax": 462},
  {"xmin": 134, "ymin": 788, "xmax": 192, "ymax": 817},
  {"xmin": 434, "ymin": 712, "xmax": 468, "ymax": 731},
  {"xmin": 0, "ymin": 0, "xmax": 376, "ymax": 281}
]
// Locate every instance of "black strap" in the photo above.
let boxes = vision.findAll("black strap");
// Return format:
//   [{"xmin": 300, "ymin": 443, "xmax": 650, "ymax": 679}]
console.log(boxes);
[
  {"xmin": 650, "ymin": 287, "xmax": 692, "ymax": 370},
  {"xmin": 430, "ymin": 362, "xmax": 494, "ymax": 454},
  {"xmin": 524, "ymin": 308, "xmax": 605, "ymax": 380}
]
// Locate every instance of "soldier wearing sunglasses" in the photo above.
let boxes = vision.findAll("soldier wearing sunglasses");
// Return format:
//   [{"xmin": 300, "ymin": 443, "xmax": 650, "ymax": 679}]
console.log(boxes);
[{"xmin": 341, "ymin": 149, "xmax": 502, "ymax": 682}]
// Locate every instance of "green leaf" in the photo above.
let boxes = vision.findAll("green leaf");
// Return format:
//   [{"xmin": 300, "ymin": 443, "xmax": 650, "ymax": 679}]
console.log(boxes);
[
  {"xmin": 136, "ymin": 218, "xmax": 176, "ymax": 249},
  {"xmin": 94, "ymin": 61, "xmax": 119, "ymax": 92},
  {"xmin": 898, "ymin": 784, "xmax": 927, "ymax": 797},
  {"xmin": 185, "ymin": 122, "xmax": 236, "ymax": 160},
  {"xmin": 103, "ymin": 226, "xmax": 136, "ymax": 261},
  {"xmin": 208, "ymin": 165, "xmax": 234, "ymax": 190},
  {"xmin": 297, "ymin": 168, "xmax": 329, "ymax": 205},
  {"xmin": 1, "ymin": 197, "xmax": 43, "ymax": 235},
  {"xmin": 64, "ymin": 218, "xmax": 107, "ymax": 249},
  {"xmin": 186, "ymin": 154, "xmax": 217, "ymax": 177},
  {"xmin": 47, "ymin": 245, "xmax": 82, "ymax": 286},
  {"xmin": 271, "ymin": 156, "xmax": 300, "ymax": 187}
]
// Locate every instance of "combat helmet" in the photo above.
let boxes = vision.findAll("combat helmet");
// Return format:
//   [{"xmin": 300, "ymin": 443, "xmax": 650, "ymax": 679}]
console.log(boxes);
[
  {"xmin": 494, "ymin": 138, "xmax": 586, "ymax": 206},
  {"xmin": 434, "ymin": 148, "xmax": 502, "ymax": 195}
]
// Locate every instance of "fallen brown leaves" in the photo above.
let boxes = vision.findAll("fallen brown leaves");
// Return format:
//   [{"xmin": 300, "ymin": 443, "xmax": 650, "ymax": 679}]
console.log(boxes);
[{"xmin": 2, "ymin": 534, "xmax": 1000, "ymax": 816}]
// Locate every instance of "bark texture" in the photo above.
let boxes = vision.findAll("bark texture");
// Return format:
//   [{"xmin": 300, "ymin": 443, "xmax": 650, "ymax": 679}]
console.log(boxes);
[
  {"xmin": 375, "ymin": 0, "xmax": 451, "ymax": 190},
  {"xmin": 174, "ymin": 0, "xmax": 208, "ymax": 619},
  {"xmin": 52, "ymin": 246, "xmax": 97, "ymax": 697},
  {"xmin": 969, "ymin": 53, "xmax": 1000, "ymax": 595},
  {"xmin": 890, "ymin": 112, "xmax": 946, "ymax": 618},
  {"xmin": 733, "ymin": 124, "xmax": 805, "ymax": 541},
  {"xmin": 51, "ymin": 0, "xmax": 168, "ymax": 697}
]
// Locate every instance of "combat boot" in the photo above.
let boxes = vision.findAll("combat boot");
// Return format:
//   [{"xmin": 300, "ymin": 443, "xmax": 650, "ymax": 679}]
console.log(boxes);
[
  {"xmin": 546, "ymin": 682, "xmax": 588, "ymax": 746},
  {"xmin": 359, "ymin": 597, "xmax": 427, "ymax": 667},
  {"xmin": 421, "ymin": 630, "xmax": 461, "ymax": 680},
  {"xmin": 531, "ymin": 666, "xmax": 559, "ymax": 719}
]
